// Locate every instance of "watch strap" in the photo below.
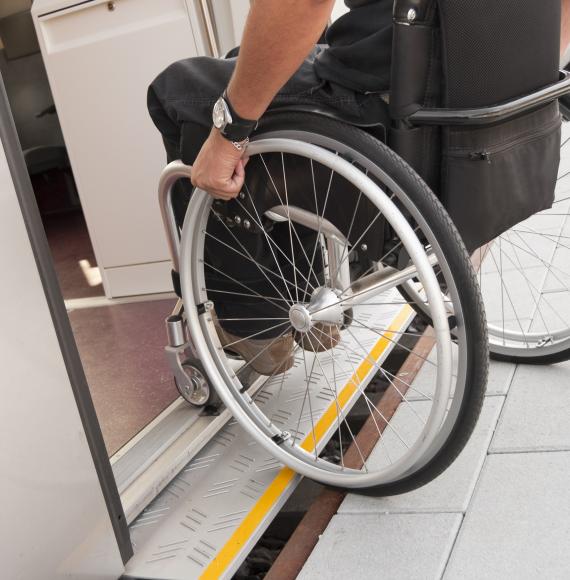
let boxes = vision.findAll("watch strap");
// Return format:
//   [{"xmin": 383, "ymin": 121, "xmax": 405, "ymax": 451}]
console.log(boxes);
[{"xmin": 220, "ymin": 90, "xmax": 258, "ymax": 142}]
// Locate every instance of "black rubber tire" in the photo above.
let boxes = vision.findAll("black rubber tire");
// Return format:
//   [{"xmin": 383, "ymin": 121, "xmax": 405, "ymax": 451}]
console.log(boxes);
[
  {"xmin": 251, "ymin": 111, "xmax": 489, "ymax": 496},
  {"xmin": 489, "ymin": 347, "xmax": 570, "ymax": 365}
]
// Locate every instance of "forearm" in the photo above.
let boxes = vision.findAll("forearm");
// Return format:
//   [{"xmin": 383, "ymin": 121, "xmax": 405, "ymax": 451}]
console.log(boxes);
[{"xmin": 227, "ymin": 0, "xmax": 335, "ymax": 120}]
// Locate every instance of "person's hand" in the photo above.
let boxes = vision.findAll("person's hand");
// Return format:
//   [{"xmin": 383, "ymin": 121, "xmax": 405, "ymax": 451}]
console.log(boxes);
[{"xmin": 191, "ymin": 127, "xmax": 248, "ymax": 200}]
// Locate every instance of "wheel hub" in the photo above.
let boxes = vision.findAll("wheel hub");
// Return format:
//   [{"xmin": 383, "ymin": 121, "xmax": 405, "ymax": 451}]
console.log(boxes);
[
  {"xmin": 289, "ymin": 304, "xmax": 312, "ymax": 333},
  {"xmin": 289, "ymin": 287, "xmax": 345, "ymax": 332}
]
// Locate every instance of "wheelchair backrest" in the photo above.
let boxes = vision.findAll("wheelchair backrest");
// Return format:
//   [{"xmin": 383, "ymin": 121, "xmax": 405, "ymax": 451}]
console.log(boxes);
[
  {"xmin": 391, "ymin": 0, "xmax": 560, "ymax": 113},
  {"xmin": 438, "ymin": 0, "xmax": 560, "ymax": 107},
  {"xmin": 389, "ymin": 0, "xmax": 562, "ymax": 252}
]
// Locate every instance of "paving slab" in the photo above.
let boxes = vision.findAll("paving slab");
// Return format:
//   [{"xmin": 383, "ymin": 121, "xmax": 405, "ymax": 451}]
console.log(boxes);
[
  {"xmin": 299, "ymin": 513, "xmax": 462, "ymax": 580},
  {"xmin": 490, "ymin": 361, "xmax": 570, "ymax": 453},
  {"xmin": 340, "ymin": 397, "xmax": 503, "ymax": 515},
  {"xmin": 483, "ymin": 360, "xmax": 516, "ymax": 397},
  {"xmin": 406, "ymin": 348, "xmax": 515, "ymax": 401},
  {"xmin": 444, "ymin": 451, "xmax": 570, "ymax": 580}
]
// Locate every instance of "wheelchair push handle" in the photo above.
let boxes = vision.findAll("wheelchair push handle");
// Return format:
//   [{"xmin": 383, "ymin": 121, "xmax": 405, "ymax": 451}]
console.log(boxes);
[{"xmin": 158, "ymin": 160, "xmax": 193, "ymax": 273}]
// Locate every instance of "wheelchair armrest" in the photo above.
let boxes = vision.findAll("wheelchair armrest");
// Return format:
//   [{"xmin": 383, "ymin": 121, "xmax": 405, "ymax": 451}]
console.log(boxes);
[{"xmin": 409, "ymin": 70, "xmax": 570, "ymax": 127}]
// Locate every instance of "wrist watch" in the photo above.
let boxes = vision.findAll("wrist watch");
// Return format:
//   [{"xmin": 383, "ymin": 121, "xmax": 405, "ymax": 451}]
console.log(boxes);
[{"xmin": 212, "ymin": 91, "xmax": 258, "ymax": 151}]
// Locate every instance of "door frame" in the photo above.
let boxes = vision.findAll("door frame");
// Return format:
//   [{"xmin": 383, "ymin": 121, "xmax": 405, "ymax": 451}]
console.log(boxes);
[{"xmin": 0, "ymin": 71, "xmax": 133, "ymax": 564}]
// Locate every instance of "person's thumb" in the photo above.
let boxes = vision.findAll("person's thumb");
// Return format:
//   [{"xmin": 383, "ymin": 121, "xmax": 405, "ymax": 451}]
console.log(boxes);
[{"xmin": 235, "ymin": 158, "xmax": 246, "ymax": 178}]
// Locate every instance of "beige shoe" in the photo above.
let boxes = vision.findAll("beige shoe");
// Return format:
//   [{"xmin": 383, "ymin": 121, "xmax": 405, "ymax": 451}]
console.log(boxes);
[
  {"xmin": 294, "ymin": 323, "xmax": 341, "ymax": 353},
  {"xmin": 213, "ymin": 314, "xmax": 294, "ymax": 376}
]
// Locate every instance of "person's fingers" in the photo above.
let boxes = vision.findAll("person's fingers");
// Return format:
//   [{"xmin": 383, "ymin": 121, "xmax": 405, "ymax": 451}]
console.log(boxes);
[
  {"xmin": 210, "ymin": 182, "xmax": 235, "ymax": 197},
  {"xmin": 190, "ymin": 129, "xmax": 248, "ymax": 200},
  {"xmin": 235, "ymin": 159, "xmax": 245, "ymax": 178},
  {"xmin": 192, "ymin": 174, "xmax": 239, "ymax": 199},
  {"xmin": 230, "ymin": 169, "xmax": 245, "ymax": 196},
  {"xmin": 210, "ymin": 189, "xmax": 234, "ymax": 200}
]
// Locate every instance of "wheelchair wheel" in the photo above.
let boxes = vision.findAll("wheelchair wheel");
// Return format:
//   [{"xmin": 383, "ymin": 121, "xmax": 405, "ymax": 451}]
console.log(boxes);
[
  {"xmin": 179, "ymin": 112, "xmax": 487, "ymax": 494},
  {"xmin": 478, "ymin": 104, "xmax": 570, "ymax": 364}
]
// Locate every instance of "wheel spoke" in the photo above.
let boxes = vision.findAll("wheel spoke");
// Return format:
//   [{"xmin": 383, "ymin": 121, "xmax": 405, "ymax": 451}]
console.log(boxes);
[
  {"xmin": 238, "ymin": 187, "xmax": 319, "ymax": 293},
  {"xmin": 346, "ymin": 328, "xmax": 428, "ymax": 427},
  {"xmin": 205, "ymin": 287, "xmax": 291, "ymax": 303},
  {"xmin": 221, "ymin": 320, "xmax": 292, "ymax": 349},
  {"xmin": 204, "ymin": 217, "xmax": 294, "ymax": 305},
  {"xmin": 235, "ymin": 325, "xmax": 293, "ymax": 376},
  {"xmin": 306, "ymin": 332, "xmax": 370, "ymax": 471},
  {"xmin": 335, "ymin": 338, "xmax": 411, "ymax": 450},
  {"xmin": 203, "ymin": 260, "xmax": 290, "ymax": 314},
  {"xmin": 301, "ymin": 159, "xmax": 335, "ymax": 298},
  {"xmin": 489, "ymin": 243, "xmax": 528, "ymax": 346},
  {"xmin": 261, "ymin": 154, "xmax": 323, "ymax": 295}
]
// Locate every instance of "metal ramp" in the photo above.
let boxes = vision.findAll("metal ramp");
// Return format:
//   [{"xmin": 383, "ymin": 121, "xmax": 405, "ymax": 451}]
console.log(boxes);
[{"xmin": 124, "ymin": 292, "xmax": 412, "ymax": 580}]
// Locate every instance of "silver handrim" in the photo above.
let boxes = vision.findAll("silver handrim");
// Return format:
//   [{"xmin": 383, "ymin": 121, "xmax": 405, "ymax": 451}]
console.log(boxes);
[
  {"xmin": 180, "ymin": 138, "xmax": 460, "ymax": 488},
  {"xmin": 481, "ymin": 114, "xmax": 570, "ymax": 358}
]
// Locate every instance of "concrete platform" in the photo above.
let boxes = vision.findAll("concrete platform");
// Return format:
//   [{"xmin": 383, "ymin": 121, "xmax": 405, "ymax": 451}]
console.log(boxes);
[
  {"xmin": 444, "ymin": 451, "xmax": 570, "ymax": 580},
  {"xmin": 301, "ymin": 354, "xmax": 570, "ymax": 579},
  {"xmin": 490, "ymin": 361, "xmax": 570, "ymax": 453},
  {"xmin": 299, "ymin": 513, "xmax": 462, "ymax": 580}
]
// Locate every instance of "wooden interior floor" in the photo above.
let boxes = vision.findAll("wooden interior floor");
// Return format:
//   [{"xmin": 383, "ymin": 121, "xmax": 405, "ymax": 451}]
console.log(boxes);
[{"xmin": 44, "ymin": 209, "xmax": 178, "ymax": 455}]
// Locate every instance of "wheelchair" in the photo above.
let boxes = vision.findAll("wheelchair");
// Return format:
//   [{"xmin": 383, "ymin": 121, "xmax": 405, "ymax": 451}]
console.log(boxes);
[{"xmin": 158, "ymin": 0, "xmax": 570, "ymax": 495}]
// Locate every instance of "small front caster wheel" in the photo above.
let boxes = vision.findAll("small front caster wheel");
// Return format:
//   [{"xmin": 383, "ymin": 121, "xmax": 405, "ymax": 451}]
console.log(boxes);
[{"xmin": 174, "ymin": 363, "xmax": 211, "ymax": 407}]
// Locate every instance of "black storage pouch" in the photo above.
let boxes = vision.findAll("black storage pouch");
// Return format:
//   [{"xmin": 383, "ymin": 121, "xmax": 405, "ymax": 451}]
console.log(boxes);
[
  {"xmin": 435, "ymin": 0, "xmax": 562, "ymax": 251},
  {"xmin": 441, "ymin": 101, "xmax": 561, "ymax": 253}
]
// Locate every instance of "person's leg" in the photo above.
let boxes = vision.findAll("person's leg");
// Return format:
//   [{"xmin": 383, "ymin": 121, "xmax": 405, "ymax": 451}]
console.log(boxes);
[
  {"xmin": 148, "ymin": 53, "xmax": 332, "ymax": 339},
  {"xmin": 148, "ymin": 46, "xmax": 387, "ymax": 346},
  {"xmin": 148, "ymin": 56, "xmax": 235, "ymax": 163}
]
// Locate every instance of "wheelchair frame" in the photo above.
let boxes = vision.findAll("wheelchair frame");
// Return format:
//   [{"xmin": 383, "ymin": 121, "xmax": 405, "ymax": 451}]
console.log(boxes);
[
  {"xmin": 158, "ymin": 0, "xmax": 570, "ymax": 405},
  {"xmin": 158, "ymin": 91, "xmax": 570, "ymax": 406}
]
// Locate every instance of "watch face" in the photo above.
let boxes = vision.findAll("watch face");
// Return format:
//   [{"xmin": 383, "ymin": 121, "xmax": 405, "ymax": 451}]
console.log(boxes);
[
  {"xmin": 212, "ymin": 99, "xmax": 226, "ymax": 129},
  {"xmin": 213, "ymin": 97, "xmax": 229, "ymax": 130}
]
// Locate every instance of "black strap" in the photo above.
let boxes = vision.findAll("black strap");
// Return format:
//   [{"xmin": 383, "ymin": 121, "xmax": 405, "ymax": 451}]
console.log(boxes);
[{"xmin": 221, "ymin": 90, "xmax": 258, "ymax": 142}]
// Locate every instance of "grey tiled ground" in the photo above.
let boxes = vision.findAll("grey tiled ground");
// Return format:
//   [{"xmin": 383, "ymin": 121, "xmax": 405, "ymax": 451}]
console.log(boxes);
[
  {"xmin": 301, "ymin": 356, "xmax": 569, "ymax": 579},
  {"xmin": 299, "ymin": 513, "xmax": 462, "ymax": 580},
  {"xmin": 444, "ymin": 452, "xmax": 570, "ymax": 580},
  {"xmin": 490, "ymin": 361, "xmax": 570, "ymax": 453},
  {"xmin": 407, "ymin": 353, "xmax": 515, "ymax": 401},
  {"xmin": 485, "ymin": 360, "xmax": 516, "ymax": 396},
  {"xmin": 340, "ymin": 397, "xmax": 503, "ymax": 514}
]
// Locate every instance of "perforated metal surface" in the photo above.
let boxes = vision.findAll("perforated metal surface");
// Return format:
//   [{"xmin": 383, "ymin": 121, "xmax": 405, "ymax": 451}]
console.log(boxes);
[{"xmin": 124, "ymin": 292, "xmax": 411, "ymax": 580}]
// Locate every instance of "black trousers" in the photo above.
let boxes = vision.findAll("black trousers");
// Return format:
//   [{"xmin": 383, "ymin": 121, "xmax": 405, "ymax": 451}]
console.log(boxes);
[{"xmin": 148, "ymin": 48, "xmax": 388, "ymax": 337}]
